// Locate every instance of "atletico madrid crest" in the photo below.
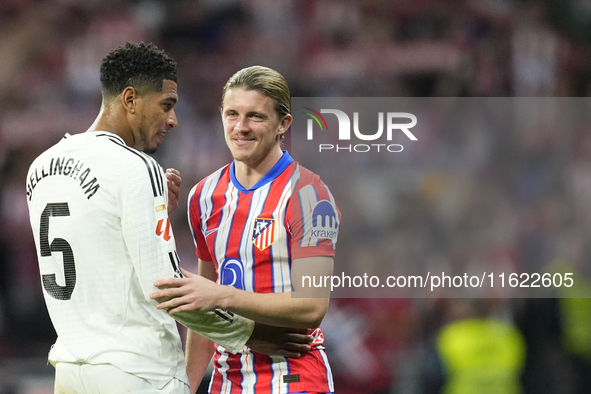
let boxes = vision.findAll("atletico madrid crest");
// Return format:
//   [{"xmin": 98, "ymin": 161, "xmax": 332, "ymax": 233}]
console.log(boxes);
[{"xmin": 252, "ymin": 218, "xmax": 275, "ymax": 251}]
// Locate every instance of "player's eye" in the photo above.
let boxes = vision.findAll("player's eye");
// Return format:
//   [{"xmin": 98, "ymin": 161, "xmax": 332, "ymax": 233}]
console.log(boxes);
[{"xmin": 162, "ymin": 102, "xmax": 175, "ymax": 111}]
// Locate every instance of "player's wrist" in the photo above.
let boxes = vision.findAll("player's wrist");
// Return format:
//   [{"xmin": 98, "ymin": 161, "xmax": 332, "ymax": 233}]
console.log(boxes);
[{"xmin": 217, "ymin": 283, "xmax": 240, "ymax": 311}]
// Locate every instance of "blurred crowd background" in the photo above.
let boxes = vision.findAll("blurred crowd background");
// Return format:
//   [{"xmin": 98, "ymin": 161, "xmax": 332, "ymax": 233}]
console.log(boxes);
[{"xmin": 2, "ymin": 0, "xmax": 591, "ymax": 393}]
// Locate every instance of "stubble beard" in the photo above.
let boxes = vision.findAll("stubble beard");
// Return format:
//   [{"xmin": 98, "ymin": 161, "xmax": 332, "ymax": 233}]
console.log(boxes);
[{"xmin": 138, "ymin": 112, "xmax": 158, "ymax": 154}]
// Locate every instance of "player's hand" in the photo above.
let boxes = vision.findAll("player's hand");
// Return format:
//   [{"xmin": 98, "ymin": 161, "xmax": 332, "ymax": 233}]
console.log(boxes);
[
  {"xmin": 166, "ymin": 168, "xmax": 181, "ymax": 214},
  {"xmin": 246, "ymin": 323, "xmax": 312, "ymax": 358},
  {"xmin": 151, "ymin": 269, "xmax": 225, "ymax": 313}
]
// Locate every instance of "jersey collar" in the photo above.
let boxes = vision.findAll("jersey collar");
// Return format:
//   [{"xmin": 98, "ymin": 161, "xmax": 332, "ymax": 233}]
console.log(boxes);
[
  {"xmin": 88, "ymin": 131, "xmax": 126, "ymax": 145},
  {"xmin": 230, "ymin": 150, "xmax": 293, "ymax": 193}
]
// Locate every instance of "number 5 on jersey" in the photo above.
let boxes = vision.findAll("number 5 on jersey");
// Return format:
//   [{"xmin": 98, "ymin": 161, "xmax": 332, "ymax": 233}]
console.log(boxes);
[{"xmin": 40, "ymin": 202, "xmax": 76, "ymax": 300}]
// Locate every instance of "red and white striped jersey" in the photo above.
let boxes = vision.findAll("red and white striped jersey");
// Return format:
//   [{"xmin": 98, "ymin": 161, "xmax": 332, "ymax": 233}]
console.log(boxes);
[{"xmin": 188, "ymin": 151, "xmax": 340, "ymax": 393}]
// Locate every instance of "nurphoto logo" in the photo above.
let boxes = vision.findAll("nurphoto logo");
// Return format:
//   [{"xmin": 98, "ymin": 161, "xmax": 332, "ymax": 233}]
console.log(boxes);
[{"xmin": 303, "ymin": 107, "xmax": 418, "ymax": 153}]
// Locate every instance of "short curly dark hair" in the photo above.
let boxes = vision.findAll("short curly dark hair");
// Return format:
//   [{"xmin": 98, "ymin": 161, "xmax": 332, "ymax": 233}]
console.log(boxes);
[{"xmin": 99, "ymin": 42, "xmax": 177, "ymax": 98}]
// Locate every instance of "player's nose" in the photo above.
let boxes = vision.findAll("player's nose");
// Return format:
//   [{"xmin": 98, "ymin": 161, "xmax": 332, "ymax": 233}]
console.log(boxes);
[
  {"xmin": 233, "ymin": 116, "xmax": 250, "ymax": 133},
  {"xmin": 167, "ymin": 109, "xmax": 178, "ymax": 128}
]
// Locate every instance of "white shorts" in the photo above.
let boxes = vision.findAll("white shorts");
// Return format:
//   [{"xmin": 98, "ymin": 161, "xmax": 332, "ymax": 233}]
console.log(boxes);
[{"xmin": 54, "ymin": 362, "xmax": 190, "ymax": 394}]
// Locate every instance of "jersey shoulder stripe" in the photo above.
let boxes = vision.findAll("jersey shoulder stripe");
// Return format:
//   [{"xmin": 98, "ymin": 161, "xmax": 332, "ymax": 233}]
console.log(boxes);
[
  {"xmin": 188, "ymin": 165, "xmax": 230, "ymax": 260},
  {"xmin": 190, "ymin": 165, "xmax": 230, "ymax": 224},
  {"xmin": 199, "ymin": 166, "xmax": 231, "ymax": 224},
  {"xmin": 103, "ymin": 136, "xmax": 164, "ymax": 197}
]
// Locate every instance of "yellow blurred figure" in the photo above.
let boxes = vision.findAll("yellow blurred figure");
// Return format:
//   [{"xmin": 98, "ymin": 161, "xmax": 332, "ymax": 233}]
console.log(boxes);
[{"xmin": 437, "ymin": 317, "xmax": 526, "ymax": 394}]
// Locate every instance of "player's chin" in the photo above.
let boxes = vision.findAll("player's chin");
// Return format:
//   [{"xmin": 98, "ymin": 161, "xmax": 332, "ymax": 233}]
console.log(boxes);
[
  {"xmin": 228, "ymin": 150, "xmax": 243, "ymax": 161},
  {"xmin": 229, "ymin": 146, "xmax": 255, "ymax": 162},
  {"xmin": 144, "ymin": 143, "xmax": 160, "ymax": 154}
]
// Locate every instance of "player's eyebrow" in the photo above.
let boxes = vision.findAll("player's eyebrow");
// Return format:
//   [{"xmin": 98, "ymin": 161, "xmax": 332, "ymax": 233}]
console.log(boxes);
[
  {"xmin": 163, "ymin": 95, "xmax": 178, "ymax": 104},
  {"xmin": 246, "ymin": 110, "xmax": 268, "ymax": 118}
]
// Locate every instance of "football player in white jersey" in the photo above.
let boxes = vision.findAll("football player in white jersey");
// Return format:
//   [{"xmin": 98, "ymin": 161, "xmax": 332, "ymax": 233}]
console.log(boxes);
[{"xmin": 26, "ymin": 43, "xmax": 311, "ymax": 393}]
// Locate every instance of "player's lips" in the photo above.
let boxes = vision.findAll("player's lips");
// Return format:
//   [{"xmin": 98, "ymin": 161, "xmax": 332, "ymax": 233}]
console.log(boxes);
[
  {"xmin": 232, "ymin": 136, "xmax": 255, "ymax": 147},
  {"xmin": 156, "ymin": 131, "xmax": 168, "ymax": 142}
]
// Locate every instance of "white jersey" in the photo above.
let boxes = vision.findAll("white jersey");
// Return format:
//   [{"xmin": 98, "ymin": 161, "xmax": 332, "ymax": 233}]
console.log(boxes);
[{"xmin": 26, "ymin": 132, "xmax": 254, "ymax": 389}]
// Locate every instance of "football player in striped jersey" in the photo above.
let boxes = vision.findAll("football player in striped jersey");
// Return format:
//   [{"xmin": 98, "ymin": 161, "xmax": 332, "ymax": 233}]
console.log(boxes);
[{"xmin": 152, "ymin": 66, "xmax": 340, "ymax": 394}]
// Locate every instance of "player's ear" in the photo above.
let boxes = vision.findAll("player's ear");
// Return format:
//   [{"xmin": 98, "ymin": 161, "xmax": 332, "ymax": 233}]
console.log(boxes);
[
  {"xmin": 277, "ymin": 114, "xmax": 292, "ymax": 137},
  {"xmin": 121, "ymin": 86, "xmax": 139, "ymax": 114}
]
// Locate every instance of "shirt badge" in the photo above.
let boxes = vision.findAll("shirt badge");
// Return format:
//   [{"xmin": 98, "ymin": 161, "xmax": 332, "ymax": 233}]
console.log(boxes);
[{"xmin": 252, "ymin": 218, "xmax": 275, "ymax": 251}]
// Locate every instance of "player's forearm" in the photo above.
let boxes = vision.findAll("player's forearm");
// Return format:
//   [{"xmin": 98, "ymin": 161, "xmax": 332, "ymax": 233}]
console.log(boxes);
[
  {"xmin": 171, "ymin": 308, "xmax": 254, "ymax": 353},
  {"xmin": 186, "ymin": 330, "xmax": 215, "ymax": 393},
  {"xmin": 218, "ymin": 288, "xmax": 329, "ymax": 328}
]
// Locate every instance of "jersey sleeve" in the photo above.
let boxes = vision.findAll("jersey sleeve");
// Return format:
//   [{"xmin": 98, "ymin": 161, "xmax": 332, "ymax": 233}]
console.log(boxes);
[
  {"xmin": 188, "ymin": 182, "xmax": 213, "ymax": 262},
  {"xmin": 120, "ymin": 156, "xmax": 252, "ymax": 354},
  {"xmin": 172, "ymin": 309, "xmax": 253, "ymax": 354},
  {"xmin": 289, "ymin": 167, "xmax": 341, "ymax": 260},
  {"xmin": 120, "ymin": 155, "xmax": 181, "ymax": 300}
]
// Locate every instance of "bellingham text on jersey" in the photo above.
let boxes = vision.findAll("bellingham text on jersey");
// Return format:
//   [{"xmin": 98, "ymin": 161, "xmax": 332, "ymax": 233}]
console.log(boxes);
[{"xmin": 26, "ymin": 156, "xmax": 100, "ymax": 201}]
